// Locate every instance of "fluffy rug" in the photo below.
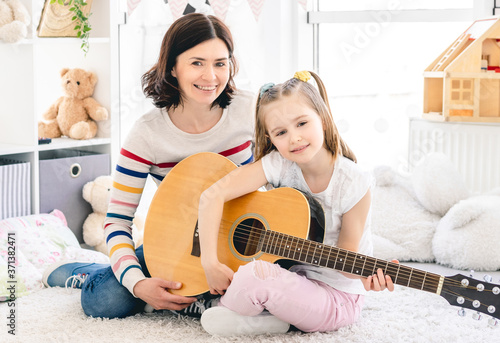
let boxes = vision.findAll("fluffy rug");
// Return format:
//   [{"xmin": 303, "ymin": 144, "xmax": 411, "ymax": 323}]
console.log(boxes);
[{"xmin": 2, "ymin": 264, "xmax": 499, "ymax": 343}]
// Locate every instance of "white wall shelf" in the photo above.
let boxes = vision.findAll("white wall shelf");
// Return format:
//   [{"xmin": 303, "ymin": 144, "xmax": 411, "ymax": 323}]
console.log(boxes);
[
  {"xmin": 0, "ymin": 0, "xmax": 120, "ymax": 225},
  {"xmin": 32, "ymin": 37, "xmax": 111, "ymax": 44}
]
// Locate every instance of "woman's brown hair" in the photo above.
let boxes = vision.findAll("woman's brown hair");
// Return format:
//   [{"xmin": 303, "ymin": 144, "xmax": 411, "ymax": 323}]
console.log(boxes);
[{"xmin": 141, "ymin": 13, "xmax": 238, "ymax": 110}]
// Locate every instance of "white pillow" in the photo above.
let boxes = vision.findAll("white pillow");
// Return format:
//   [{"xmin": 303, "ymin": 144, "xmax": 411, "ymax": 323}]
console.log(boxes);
[{"xmin": 0, "ymin": 211, "xmax": 109, "ymax": 300}]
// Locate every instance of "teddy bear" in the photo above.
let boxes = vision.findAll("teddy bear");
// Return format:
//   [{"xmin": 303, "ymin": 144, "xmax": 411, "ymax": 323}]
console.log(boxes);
[
  {"xmin": 82, "ymin": 175, "xmax": 112, "ymax": 254},
  {"xmin": 0, "ymin": 0, "xmax": 30, "ymax": 43},
  {"xmin": 82, "ymin": 175, "xmax": 144, "ymax": 255},
  {"xmin": 38, "ymin": 68, "xmax": 108, "ymax": 140}
]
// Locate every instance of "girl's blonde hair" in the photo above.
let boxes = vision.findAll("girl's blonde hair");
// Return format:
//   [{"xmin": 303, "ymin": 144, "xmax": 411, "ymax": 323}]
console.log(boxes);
[{"xmin": 254, "ymin": 71, "xmax": 357, "ymax": 163}]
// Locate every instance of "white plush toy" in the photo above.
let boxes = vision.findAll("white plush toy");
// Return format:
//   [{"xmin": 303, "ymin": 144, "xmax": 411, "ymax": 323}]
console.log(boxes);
[
  {"xmin": 82, "ymin": 175, "xmax": 113, "ymax": 255},
  {"xmin": 82, "ymin": 175, "xmax": 144, "ymax": 255},
  {"xmin": 372, "ymin": 152, "xmax": 500, "ymax": 271},
  {"xmin": 411, "ymin": 153, "xmax": 471, "ymax": 216},
  {"xmin": 370, "ymin": 165, "xmax": 441, "ymax": 262},
  {"xmin": 432, "ymin": 188, "xmax": 500, "ymax": 271},
  {"xmin": 371, "ymin": 153, "xmax": 470, "ymax": 263},
  {"xmin": 0, "ymin": 0, "xmax": 30, "ymax": 43},
  {"xmin": 411, "ymin": 153, "xmax": 500, "ymax": 271}
]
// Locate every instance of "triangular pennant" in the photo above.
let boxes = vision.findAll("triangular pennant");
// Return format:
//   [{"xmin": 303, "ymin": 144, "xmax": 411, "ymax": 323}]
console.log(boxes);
[
  {"xmin": 297, "ymin": 0, "xmax": 308, "ymax": 12},
  {"xmin": 183, "ymin": 2, "xmax": 196, "ymax": 14},
  {"xmin": 127, "ymin": 0, "xmax": 143, "ymax": 17},
  {"xmin": 183, "ymin": 0, "xmax": 213, "ymax": 15},
  {"xmin": 247, "ymin": 0, "xmax": 265, "ymax": 22},
  {"xmin": 209, "ymin": 0, "xmax": 230, "ymax": 20}
]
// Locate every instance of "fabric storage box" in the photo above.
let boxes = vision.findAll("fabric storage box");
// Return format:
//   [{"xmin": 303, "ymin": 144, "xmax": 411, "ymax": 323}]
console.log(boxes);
[
  {"xmin": 39, "ymin": 150, "xmax": 110, "ymax": 243},
  {"xmin": 0, "ymin": 159, "xmax": 31, "ymax": 220}
]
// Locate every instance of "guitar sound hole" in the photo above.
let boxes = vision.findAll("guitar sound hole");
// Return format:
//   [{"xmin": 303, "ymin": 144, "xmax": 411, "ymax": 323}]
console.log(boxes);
[{"xmin": 233, "ymin": 218, "xmax": 265, "ymax": 256}]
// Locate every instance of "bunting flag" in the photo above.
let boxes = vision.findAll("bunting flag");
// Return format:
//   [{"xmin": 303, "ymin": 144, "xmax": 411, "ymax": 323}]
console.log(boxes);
[
  {"xmin": 247, "ymin": 0, "xmax": 265, "ymax": 22},
  {"xmin": 128, "ymin": 0, "xmax": 306, "ymax": 23},
  {"xmin": 183, "ymin": 0, "xmax": 214, "ymax": 16},
  {"xmin": 209, "ymin": 0, "xmax": 231, "ymax": 20},
  {"xmin": 298, "ymin": 0, "xmax": 308, "ymax": 12},
  {"xmin": 127, "ymin": 0, "xmax": 143, "ymax": 17}
]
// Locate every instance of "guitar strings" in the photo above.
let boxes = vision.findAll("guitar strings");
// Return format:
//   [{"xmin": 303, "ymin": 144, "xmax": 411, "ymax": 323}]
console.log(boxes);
[
  {"xmin": 195, "ymin": 218, "xmax": 497, "ymax": 312},
  {"xmin": 228, "ymin": 224, "xmax": 497, "ymax": 306},
  {"xmin": 212, "ymin": 219, "xmax": 475, "ymax": 291},
  {"xmin": 224, "ymin": 220, "xmax": 500, "ymax": 297},
  {"xmin": 180, "ymin": 214, "xmax": 491, "ymax": 313},
  {"xmin": 203, "ymin": 218, "xmax": 497, "ymax": 316},
  {"xmin": 219, "ymin": 219, "xmax": 435, "ymax": 283},
  {"xmin": 219, "ymin": 218, "xmax": 497, "ymax": 314},
  {"xmin": 222, "ymin": 219, "xmax": 443, "ymax": 287}
]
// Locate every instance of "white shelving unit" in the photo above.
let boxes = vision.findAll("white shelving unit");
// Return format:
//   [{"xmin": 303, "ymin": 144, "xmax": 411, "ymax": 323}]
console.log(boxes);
[{"xmin": 0, "ymin": 0, "xmax": 120, "ymax": 222}]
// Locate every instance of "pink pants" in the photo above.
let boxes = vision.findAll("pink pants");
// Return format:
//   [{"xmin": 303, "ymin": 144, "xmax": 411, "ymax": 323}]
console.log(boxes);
[{"xmin": 219, "ymin": 260, "xmax": 364, "ymax": 332}]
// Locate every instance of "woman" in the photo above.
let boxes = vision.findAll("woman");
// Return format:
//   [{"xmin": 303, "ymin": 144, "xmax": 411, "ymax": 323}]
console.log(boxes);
[{"xmin": 42, "ymin": 13, "xmax": 255, "ymax": 320}]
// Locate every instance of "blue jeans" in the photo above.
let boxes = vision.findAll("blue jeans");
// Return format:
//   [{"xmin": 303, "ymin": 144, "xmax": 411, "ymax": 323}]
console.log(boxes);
[{"xmin": 81, "ymin": 245, "xmax": 149, "ymax": 318}]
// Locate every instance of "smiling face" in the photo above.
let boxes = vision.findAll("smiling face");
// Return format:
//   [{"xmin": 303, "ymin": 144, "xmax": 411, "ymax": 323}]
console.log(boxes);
[
  {"xmin": 263, "ymin": 96, "xmax": 328, "ymax": 166},
  {"xmin": 171, "ymin": 38, "xmax": 230, "ymax": 108}
]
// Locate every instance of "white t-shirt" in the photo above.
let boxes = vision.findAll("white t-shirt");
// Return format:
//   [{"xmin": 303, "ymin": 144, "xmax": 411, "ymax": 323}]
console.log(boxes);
[{"xmin": 261, "ymin": 150, "xmax": 374, "ymax": 295}]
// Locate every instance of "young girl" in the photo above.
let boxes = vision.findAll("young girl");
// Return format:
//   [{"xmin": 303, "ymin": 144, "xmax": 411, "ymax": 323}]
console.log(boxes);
[{"xmin": 197, "ymin": 71, "xmax": 396, "ymax": 336}]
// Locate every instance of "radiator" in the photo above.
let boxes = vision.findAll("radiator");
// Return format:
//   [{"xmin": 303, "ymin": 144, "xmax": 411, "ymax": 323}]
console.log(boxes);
[
  {"xmin": 408, "ymin": 118, "xmax": 500, "ymax": 194},
  {"xmin": 0, "ymin": 159, "xmax": 31, "ymax": 220}
]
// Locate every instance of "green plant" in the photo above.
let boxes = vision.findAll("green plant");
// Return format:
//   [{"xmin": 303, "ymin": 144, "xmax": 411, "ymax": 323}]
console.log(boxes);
[{"xmin": 50, "ymin": 0, "xmax": 92, "ymax": 55}]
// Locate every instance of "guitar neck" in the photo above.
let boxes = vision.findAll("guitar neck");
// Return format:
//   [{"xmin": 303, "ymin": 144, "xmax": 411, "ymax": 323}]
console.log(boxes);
[{"xmin": 259, "ymin": 230, "xmax": 444, "ymax": 294}]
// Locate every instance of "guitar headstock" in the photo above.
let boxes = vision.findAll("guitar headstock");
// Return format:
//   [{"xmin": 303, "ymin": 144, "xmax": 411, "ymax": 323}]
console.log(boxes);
[{"xmin": 441, "ymin": 273, "xmax": 500, "ymax": 325}]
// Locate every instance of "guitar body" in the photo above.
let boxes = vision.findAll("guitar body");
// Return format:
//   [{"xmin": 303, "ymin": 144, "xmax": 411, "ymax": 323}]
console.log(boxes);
[{"xmin": 144, "ymin": 152, "xmax": 320, "ymax": 296}]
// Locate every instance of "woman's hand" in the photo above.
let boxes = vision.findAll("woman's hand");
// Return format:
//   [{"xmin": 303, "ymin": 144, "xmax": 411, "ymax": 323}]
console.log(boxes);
[
  {"xmin": 362, "ymin": 259, "xmax": 399, "ymax": 292},
  {"xmin": 133, "ymin": 277, "xmax": 197, "ymax": 311},
  {"xmin": 202, "ymin": 260, "xmax": 234, "ymax": 295}
]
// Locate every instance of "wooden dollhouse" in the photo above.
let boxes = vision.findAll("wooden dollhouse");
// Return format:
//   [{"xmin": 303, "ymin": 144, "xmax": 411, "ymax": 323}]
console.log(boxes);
[{"xmin": 423, "ymin": 17, "xmax": 500, "ymax": 122}]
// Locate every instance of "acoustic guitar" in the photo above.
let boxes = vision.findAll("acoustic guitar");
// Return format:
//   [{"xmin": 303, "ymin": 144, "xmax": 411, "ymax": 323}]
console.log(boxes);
[{"xmin": 144, "ymin": 152, "xmax": 500, "ymax": 323}]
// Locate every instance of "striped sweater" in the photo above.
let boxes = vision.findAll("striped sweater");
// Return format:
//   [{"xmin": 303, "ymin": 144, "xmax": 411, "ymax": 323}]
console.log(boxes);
[{"xmin": 104, "ymin": 90, "xmax": 255, "ymax": 295}]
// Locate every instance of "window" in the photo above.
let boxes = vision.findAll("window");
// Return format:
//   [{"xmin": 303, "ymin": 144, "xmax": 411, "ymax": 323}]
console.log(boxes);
[{"xmin": 309, "ymin": 0, "xmax": 490, "ymax": 170}]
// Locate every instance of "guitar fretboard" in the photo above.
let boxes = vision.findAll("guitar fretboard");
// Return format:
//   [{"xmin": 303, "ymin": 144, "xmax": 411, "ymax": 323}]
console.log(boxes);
[{"xmin": 258, "ymin": 230, "xmax": 442, "ymax": 294}]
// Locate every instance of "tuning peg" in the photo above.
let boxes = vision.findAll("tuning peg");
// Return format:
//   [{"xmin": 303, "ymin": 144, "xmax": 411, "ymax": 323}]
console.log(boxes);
[
  {"xmin": 457, "ymin": 308, "xmax": 466, "ymax": 317},
  {"xmin": 484, "ymin": 274, "xmax": 493, "ymax": 283},
  {"xmin": 469, "ymin": 270, "xmax": 475, "ymax": 278},
  {"xmin": 472, "ymin": 311, "xmax": 482, "ymax": 321},
  {"xmin": 488, "ymin": 317, "xmax": 498, "ymax": 327}
]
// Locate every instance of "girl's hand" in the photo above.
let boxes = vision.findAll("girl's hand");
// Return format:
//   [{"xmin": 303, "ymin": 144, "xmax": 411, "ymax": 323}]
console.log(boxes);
[
  {"xmin": 362, "ymin": 259, "xmax": 399, "ymax": 292},
  {"xmin": 202, "ymin": 260, "xmax": 234, "ymax": 295}
]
